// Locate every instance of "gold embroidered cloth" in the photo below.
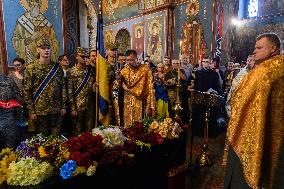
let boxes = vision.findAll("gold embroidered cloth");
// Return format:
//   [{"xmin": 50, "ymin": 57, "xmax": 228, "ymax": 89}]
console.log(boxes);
[
  {"xmin": 227, "ymin": 55, "xmax": 284, "ymax": 188},
  {"xmin": 120, "ymin": 64, "xmax": 155, "ymax": 127}
]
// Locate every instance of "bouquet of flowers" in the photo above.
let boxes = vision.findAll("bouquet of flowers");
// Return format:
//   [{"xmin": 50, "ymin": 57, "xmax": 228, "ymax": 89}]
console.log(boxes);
[
  {"xmin": 99, "ymin": 146, "xmax": 134, "ymax": 168},
  {"xmin": 38, "ymin": 136, "xmax": 69, "ymax": 169},
  {"xmin": 65, "ymin": 131, "xmax": 104, "ymax": 168},
  {"xmin": 0, "ymin": 148, "xmax": 18, "ymax": 184},
  {"xmin": 148, "ymin": 118, "xmax": 182, "ymax": 139},
  {"xmin": 6, "ymin": 157, "xmax": 53, "ymax": 186},
  {"xmin": 122, "ymin": 121, "xmax": 164, "ymax": 152},
  {"xmin": 92, "ymin": 126, "xmax": 126, "ymax": 148},
  {"xmin": 16, "ymin": 133, "xmax": 47, "ymax": 160}
]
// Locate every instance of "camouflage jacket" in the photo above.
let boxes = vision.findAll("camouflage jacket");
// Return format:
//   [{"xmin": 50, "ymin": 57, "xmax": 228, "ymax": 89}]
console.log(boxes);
[
  {"xmin": 68, "ymin": 65, "xmax": 96, "ymax": 112},
  {"xmin": 23, "ymin": 60, "xmax": 66, "ymax": 115}
]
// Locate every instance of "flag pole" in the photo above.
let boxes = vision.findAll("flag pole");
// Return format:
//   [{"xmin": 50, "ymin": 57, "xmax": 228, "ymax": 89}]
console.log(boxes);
[{"xmin": 95, "ymin": 1, "xmax": 102, "ymax": 127}]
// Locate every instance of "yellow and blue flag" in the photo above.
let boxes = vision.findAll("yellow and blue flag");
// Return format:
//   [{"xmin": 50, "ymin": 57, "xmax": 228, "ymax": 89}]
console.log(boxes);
[{"xmin": 96, "ymin": 10, "xmax": 109, "ymax": 126}]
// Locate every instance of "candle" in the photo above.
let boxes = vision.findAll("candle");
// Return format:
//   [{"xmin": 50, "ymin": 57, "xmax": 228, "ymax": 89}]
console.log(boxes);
[
  {"xmin": 179, "ymin": 40, "xmax": 182, "ymax": 60},
  {"xmin": 178, "ymin": 40, "xmax": 182, "ymax": 84}
]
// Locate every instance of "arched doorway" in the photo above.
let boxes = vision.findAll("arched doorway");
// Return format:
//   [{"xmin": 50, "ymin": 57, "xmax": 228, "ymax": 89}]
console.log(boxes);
[{"xmin": 115, "ymin": 29, "xmax": 131, "ymax": 54}]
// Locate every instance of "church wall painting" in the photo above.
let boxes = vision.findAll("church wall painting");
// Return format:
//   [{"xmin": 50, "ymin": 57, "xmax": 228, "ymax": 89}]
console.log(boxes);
[
  {"xmin": 102, "ymin": 0, "xmax": 139, "ymax": 24},
  {"xmin": 145, "ymin": 11, "xmax": 166, "ymax": 64},
  {"xmin": 115, "ymin": 28, "xmax": 131, "ymax": 54},
  {"xmin": 143, "ymin": 0, "xmax": 167, "ymax": 9},
  {"xmin": 174, "ymin": 1, "xmax": 213, "ymax": 64},
  {"xmin": 132, "ymin": 21, "xmax": 145, "ymax": 57},
  {"xmin": 104, "ymin": 15, "xmax": 144, "ymax": 51},
  {"xmin": 258, "ymin": 0, "xmax": 284, "ymax": 16},
  {"xmin": 232, "ymin": 16, "xmax": 284, "ymax": 62},
  {"xmin": 104, "ymin": 29, "xmax": 116, "ymax": 50},
  {"xmin": 1, "ymin": 0, "xmax": 64, "ymax": 66}
]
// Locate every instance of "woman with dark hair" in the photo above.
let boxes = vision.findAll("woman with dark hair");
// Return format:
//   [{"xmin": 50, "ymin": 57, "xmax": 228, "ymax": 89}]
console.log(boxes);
[
  {"xmin": 9, "ymin": 58, "xmax": 25, "ymax": 94},
  {"xmin": 8, "ymin": 57, "xmax": 28, "ymax": 144}
]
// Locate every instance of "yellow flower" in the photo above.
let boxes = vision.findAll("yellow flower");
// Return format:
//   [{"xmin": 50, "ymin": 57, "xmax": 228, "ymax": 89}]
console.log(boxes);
[
  {"xmin": 60, "ymin": 146, "xmax": 70, "ymax": 159},
  {"xmin": 73, "ymin": 166, "xmax": 86, "ymax": 177},
  {"xmin": 38, "ymin": 147, "xmax": 47, "ymax": 158},
  {"xmin": 86, "ymin": 162, "xmax": 98, "ymax": 176}
]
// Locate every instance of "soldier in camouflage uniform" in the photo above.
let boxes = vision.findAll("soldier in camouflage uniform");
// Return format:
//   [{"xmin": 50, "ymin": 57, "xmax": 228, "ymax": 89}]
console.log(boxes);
[
  {"xmin": 0, "ymin": 73, "xmax": 22, "ymax": 148},
  {"xmin": 24, "ymin": 38, "xmax": 66, "ymax": 136},
  {"xmin": 69, "ymin": 47, "xmax": 96, "ymax": 135}
]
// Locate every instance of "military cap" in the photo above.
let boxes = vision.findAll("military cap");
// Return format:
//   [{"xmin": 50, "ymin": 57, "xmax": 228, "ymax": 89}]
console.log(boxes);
[
  {"xmin": 36, "ymin": 38, "xmax": 51, "ymax": 47},
  {"xmin": 77, "ymin": 47, "xmax": 89, "ymax": 57}
]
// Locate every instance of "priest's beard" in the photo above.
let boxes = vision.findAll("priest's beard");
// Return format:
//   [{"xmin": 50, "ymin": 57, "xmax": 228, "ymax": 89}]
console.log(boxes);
[{"xmin": 30, "ymin": 5, "xmax": 40, "ymax": 18}]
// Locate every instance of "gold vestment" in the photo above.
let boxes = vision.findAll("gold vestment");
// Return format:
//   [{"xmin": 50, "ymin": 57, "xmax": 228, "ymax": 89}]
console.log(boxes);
[
  {"xmin": 227, "ymin": 55, "xmax": 284, "ymax": 188},
  {"xmin": 119, "ymin": 64, "xmax": 155, "ymax": 127}
]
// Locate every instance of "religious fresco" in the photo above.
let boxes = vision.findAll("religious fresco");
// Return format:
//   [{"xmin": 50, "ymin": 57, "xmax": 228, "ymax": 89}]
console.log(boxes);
[
  {"xmin": 1, "ymin": 0, "xmax": 64, "ymax": 66},
  {"xmin": 258, "ymin": 0, "xmax": 281, "ymax": 16},
  {"xmin": 145, "ymin": 14, "xmax": 165, "ymax": 64},
  {"xmin": 233, "ymin": 21, "xmax": 284, "ymax": 62},
  {"xmin": 142, "ymin": 0, "xmax": 167, "ymax": 10},
  {"xmin": 115, "ymin": 29, "xmax": 131, "ymax": 54},
  {"xmin": 104, "ymin": 30, "xmax": 116, "ymax": 50},
  {"xmin": 102, "ymin": 0, "xmax": 139, "ymax": 24},
  {"xmin": 221, "ymin": 0, "xmax": 238, "ymax": 63},
  {"xmin": 180, "ymin": 1, "xmax": 205, "ymax": 65},
  {"xmin": 132, "ymin": 22, "xmax": 145, "ymax": 57},
  {"xmin": 173, "ymin": 0, "xmax": 214, "ymax": 64}
]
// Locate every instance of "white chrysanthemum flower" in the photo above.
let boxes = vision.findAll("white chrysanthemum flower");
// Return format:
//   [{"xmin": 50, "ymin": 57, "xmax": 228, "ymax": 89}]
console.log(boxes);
[
  {"xmin": 93, "ymin": 127, "xmax": 126, "ymax": 148},
  {"xmin": 92, "ymin": 128, "xmax": 104, "ymax": 137}
]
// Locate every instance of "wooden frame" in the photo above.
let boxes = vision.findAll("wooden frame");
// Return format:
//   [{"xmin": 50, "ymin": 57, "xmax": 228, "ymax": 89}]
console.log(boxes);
[
  {"xmin": 0, "ymin": 0, "xmax": 8, "ymax": 74},
  {"xmin": 0, "ymin": 0, "xmax": 65, "ymax": 69}
]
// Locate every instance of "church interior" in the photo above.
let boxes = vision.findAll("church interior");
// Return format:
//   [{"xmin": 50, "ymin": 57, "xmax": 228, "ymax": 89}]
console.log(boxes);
[{"xmin": 0, "ymin": 0, "xmax": 284, "ymax": 189}]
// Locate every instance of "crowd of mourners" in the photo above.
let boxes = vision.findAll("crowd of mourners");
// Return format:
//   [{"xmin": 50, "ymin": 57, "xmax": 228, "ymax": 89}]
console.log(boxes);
[{"xmin": 0, "ymin": 37, "xmax": 254, "ymax": 150}]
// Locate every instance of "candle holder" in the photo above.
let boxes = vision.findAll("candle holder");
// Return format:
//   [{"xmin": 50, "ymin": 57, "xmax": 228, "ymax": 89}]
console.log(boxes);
[
  {"xmin": 196, "ymin": 108, "xmax": 213, "ymax": 167},
  {"xmin": 173, "ymin": 83, "xmax": 183, "ymax": 121},
  {"xmin": 173, "ymin": 41, "xmax": 183, "ymax": 121}
]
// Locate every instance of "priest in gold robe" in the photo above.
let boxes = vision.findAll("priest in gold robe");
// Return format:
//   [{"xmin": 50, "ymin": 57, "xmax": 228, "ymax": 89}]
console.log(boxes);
[
  {"xmin": 114, "ymin": 50, "xmax": 155, "ymax": 127},
  {"xmin": 224, "ymin": 33, "xmax": 284, "ymax": 189}
]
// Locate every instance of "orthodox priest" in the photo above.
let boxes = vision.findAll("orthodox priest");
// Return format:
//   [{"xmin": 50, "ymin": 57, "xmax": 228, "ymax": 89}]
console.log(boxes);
[
  {"xmin": 224, "ymin": 33, "xmax": 284, "ymax": 189},
  {"xmin": 114, "ymin": 50, "xmax": 155, "ymax": 127}
]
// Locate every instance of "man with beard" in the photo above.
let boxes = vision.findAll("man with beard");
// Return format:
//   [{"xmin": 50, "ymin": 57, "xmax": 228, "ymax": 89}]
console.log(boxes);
[
  {"xmin": 114, "ymin": 50, "xmax": 156, "ymax": 127},
  {"xmin": 12, "ymin": 0, "xmax": 59, "ymax": 64}
]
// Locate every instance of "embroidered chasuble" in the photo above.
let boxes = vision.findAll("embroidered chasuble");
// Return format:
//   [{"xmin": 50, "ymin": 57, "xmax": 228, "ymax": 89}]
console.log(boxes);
[
  {"xmin": 227, "ymin": 55, "xmax": 284, "ymax": 188},
  {"xmin": 120, "ymin": 64, "xmax": 155, "ymax": 127}
]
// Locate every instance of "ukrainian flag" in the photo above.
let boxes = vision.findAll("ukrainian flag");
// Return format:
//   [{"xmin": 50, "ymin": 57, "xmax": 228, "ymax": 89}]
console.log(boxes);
[{"xmin": 96, "ymin": 10, "xmax": 109, "ymax": 126}]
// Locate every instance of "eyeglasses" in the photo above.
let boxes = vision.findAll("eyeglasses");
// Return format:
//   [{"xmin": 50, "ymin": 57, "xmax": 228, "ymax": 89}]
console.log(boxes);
[
  {"xmin": 14, "ymin": 64, "xmax": 22, "ymax": 67},
  {"xmin": 126, "ymin": 59, "xmax": 134, "ymax": 61}
]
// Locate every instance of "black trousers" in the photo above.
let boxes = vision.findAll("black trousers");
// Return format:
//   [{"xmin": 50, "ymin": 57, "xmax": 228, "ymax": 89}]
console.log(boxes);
[{"xmin": 224, "ymin": 146, "xmax": 251, "ymax": 189}]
